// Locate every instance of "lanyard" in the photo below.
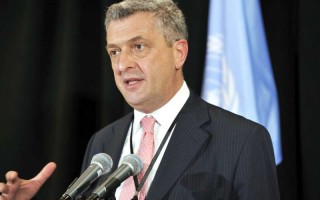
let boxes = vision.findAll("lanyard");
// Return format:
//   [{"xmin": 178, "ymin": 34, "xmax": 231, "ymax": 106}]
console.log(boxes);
[{"xmin": 129, "ymin": 111, "xmax": 182, "ymax": 199}]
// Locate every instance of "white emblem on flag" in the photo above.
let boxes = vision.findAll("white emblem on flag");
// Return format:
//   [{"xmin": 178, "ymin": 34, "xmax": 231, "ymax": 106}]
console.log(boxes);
[{"xmin": 204, "ymin": 34, "xmax": 239, "ymax": 113}]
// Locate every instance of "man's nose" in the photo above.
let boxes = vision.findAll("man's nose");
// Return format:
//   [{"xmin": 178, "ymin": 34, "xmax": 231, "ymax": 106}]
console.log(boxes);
[{"xmin": 117, "ymin": 51, "xmax": 135, "ymax": 72}]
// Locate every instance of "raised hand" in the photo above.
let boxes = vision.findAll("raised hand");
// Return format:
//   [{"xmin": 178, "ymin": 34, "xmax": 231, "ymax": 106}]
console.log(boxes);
[{"xmin": 0, "ymin": 162, "xmax": 56, "ymax": 200}]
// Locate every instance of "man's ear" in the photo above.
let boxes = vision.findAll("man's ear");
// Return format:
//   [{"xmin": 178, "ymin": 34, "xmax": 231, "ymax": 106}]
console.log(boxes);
[{"xmin": 174, "ymin": 39, "xmax": 188, "ymax": 70}]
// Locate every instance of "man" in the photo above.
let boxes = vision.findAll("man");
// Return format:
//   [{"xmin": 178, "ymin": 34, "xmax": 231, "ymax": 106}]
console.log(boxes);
[{"xmin": 0, "ymin": 0, "xmax": 280, "ymax": 199}]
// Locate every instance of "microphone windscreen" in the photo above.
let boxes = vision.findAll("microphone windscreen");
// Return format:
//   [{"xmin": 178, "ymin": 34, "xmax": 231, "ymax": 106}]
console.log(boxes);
[
  {"xmin": 121, "ymin": 154, "xmax": 143, "ymax": 176},
  {"xmin": 91, "ymin": 153, "xmax": 113, "ymax": 174}
]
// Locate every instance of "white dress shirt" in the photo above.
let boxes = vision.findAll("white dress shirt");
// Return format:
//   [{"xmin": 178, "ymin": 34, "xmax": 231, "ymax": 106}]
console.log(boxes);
[{"xmin": 115, "ymin": 81, "xmax": 190, "ymax": 199}]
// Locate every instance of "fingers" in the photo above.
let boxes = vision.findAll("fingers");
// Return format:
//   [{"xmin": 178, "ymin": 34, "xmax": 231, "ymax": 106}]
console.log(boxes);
[
  {"xmin": 0, "ymin": 162, "xmax": 56, "ymax": 200},
  {"xmin": 5, "ymin": 171, "xmax": 18, "ymax": 185},
  {"xmin": 0, "ymin": 182, "xmax": 9, "ymax": 193},
  {"xmin": 0, "ymin": 182, "xmax": 9, "ymax": 200},
  {"xmin": 0, "ymin": 195, "xmax": 8, "ymax": 200},
  {"xmin": 33, "ymin": 162, "xmax": 57, "ymax": 185},
  {"xmin": 0, "ymin": 171, "xmax": 18, "ymax": 200}
]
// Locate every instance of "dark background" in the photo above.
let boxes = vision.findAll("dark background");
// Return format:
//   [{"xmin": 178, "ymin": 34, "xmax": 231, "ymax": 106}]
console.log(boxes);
[{"xmin": 0, "ymin": 0, "xmax": 319, "ymax": 199}]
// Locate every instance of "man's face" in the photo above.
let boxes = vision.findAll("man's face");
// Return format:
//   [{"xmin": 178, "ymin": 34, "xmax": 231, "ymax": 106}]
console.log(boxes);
[{"xmin": 106, "ymin": 12, "xmax": 187, "ymax": 113}]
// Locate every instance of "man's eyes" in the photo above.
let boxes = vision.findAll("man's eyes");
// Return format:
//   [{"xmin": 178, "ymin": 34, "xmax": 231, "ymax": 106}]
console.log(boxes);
[
  {"xmin": 133, "ymin": 44, "xmax": 145, "ymax": 50},
  {"xmin": 108, "ymin": 43, "xmax": 147, "ymax": 57},
  {"xmin": 109, "ymin": 49, "xmax": 120, "ymax": 56}
]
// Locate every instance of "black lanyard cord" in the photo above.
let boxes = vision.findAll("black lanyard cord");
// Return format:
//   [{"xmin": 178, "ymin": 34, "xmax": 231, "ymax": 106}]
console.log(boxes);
[{"xmin": 129, "ymin": 111, "xmax": 182, "ymax": 196}]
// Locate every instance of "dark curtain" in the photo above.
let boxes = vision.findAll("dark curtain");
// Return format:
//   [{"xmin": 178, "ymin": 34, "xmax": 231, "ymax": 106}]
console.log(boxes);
[{"xmin": 0, "ymin": 0, "xmax": 319, "ymax": 199}]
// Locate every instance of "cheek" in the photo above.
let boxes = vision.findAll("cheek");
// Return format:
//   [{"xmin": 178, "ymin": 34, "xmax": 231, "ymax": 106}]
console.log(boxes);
[
  {"xmin": 139, "ymin": 52, "xmax": 174, "ymax": 85},
  {"xmin": 113, "ymin": 71, "xmax": 122, "ymax": 88},
  {"xmin": 149, "ymin": 67, "xmax": 169, "ymax": 90},
  {"xmin": 111, "ymin": 63, "xmax": 120, "ymax": 76}
]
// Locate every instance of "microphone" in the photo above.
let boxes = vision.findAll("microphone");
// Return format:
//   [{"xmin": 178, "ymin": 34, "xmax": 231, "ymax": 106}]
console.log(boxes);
[
  {"xmin": 86, "ymin": 154, "xmax": 143, "ymax": 200},
  {"xmin": 59, "ymin": 153, "xmax": 113, "ymax": 200}
]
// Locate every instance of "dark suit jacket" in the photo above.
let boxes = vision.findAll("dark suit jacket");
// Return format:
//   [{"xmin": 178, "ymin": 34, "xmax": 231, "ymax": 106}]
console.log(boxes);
[{"xmin": 81, "ymin": 91, "xmax": 280, "ymax": 200}]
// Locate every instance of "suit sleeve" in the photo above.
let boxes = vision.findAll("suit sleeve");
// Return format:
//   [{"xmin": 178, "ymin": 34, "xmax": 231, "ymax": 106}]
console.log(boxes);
[{"xmin": 232, "ymin": 125, "xmax": 280, "ymax": 200}]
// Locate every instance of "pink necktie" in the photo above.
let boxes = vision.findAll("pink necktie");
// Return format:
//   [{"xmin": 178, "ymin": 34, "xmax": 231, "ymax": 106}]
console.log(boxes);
[{"xmin": 119, "ymin": 116, "xmax": 156, "ymax": 200}]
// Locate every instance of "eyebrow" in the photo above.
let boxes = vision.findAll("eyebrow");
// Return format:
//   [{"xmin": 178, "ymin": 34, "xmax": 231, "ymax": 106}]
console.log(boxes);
[{"xmin": 107, "ymin": 36, "xmax": 145, "ymax": 49}]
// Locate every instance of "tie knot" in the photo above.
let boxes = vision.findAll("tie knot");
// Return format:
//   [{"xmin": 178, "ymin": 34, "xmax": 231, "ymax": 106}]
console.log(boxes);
[{"xmin": 141, "ymin": 116, "xmax": 156, "ymax": 133}]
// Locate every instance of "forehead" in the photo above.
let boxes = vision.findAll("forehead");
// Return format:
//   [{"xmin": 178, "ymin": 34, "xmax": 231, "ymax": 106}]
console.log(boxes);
[{"xmin": 107, "ymin": 12, "xmax": 160, "ymax": 44}]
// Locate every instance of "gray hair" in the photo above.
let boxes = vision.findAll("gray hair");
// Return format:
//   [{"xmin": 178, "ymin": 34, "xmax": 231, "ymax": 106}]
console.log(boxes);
[{"xmin": 105, "ymin": 0, "xmax": 188, "ymax": 46}]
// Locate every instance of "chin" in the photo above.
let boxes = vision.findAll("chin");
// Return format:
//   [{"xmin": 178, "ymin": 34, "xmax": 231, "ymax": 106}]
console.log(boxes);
[{"xmin": 125, "ymin": 98, "xmax": 142, "ymax": 108}]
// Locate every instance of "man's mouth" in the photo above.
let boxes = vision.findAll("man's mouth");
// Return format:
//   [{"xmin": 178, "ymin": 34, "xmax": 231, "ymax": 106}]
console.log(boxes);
[
  {"xmin": 124, "ymin": 77, "xmax": 142, "ymax": 86},
  {"xmin": 127, "ymin": 80, "xmax": 139, "ymax": 85}
]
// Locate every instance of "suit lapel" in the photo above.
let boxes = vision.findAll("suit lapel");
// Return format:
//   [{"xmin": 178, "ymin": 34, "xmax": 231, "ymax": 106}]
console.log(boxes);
[{"xmin": 147, "ymin": 92, "xmax": 211, "ymax": 200}]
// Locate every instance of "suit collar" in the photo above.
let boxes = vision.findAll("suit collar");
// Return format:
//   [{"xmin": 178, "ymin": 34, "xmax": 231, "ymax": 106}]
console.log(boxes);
[{"xmin": 147, "ymin": 91, "xmax": 211, "ymax": 199}]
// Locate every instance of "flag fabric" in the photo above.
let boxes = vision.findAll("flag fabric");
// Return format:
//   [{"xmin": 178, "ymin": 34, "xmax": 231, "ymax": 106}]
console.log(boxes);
[{"xmin": 201, "ymin": 0, "xmax": 282, "ymax": 164}]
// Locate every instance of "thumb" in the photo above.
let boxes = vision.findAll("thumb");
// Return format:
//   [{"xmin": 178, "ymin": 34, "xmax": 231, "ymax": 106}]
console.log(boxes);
[{"xmin": 32, "ymin": 162, "xmax": 57, "ymax": 185}]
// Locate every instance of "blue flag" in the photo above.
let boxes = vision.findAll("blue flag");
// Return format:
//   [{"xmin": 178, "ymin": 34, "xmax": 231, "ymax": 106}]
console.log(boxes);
[{"xmin": 201, "ymin": 0, "xmax": 282, "ymax": 164}]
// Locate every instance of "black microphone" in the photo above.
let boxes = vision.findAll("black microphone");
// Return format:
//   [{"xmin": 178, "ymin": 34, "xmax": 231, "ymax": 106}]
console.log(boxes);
[
  {"xmin": 59, "ymin": 153, "xmax": 113, "ymax": 200},
  {"xmin": 86, "ymin": 154, "xmax": 143, "ymax": 200}
]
